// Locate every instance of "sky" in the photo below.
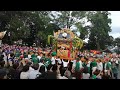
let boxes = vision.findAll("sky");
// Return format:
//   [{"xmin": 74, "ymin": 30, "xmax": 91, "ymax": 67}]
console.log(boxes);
[
  {"xmin": 52, "ymin": 11, "xmax": 120, "ymax": 40},
  {"xmin": 109, "ymin": 11, "xmax": 120, "ymax": 39},
  {"xmin": 83, "ymin": 11, "xmax": 120, "ymax": 42}
]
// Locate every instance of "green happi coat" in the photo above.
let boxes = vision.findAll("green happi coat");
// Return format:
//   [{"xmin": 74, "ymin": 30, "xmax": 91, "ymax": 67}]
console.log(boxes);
[
  {"xmin": 105, "ymin": 62, "xmax": 111, "ymax": 70},
  {"xmin": 82, "ymin": 62, "xmax": 87, "ymax": 68},
  {"xmin": 87, "ymin": 61, "xmax": 91, "ymax": 73},
  {"xmin": 112, "ymin": 63, "xmax": 118, "ymax": 74},
  {"xmin": 92, "ymin": 75, "xmax": 97, "ymax": 79},
  {"xmin": 91, "ymin": 60, "xmax": 97, "ymax": 67},
  {"xmin": 75, "ymin": 61, "xmax": 80, "ymax": 72},
  {"xmin": 32, "ymin": 55, "xmax": 39, "ymax": 64},
  {"xmin": 41, "ymin": 56, "xmax": 46, "ymax": 61},
  {"xmin": 24, "ymin": 52, "xmax": 28, "ymax": 58},
  {"xmin": 83, "ymin": 62, "xmax": 90, "ymax": 73},
  {"xmin": 15, "ymin": 51, "xmax": 21, "ymax": 58},
  {"xmin": 51, "ymin": 52, "xmax": 57, "ymax": 56},
  {"xmin": 31, "ymin": 54, "xmax": 36, "ymax": 58},
  {"xmin": 44, "ymin": 58, "xmax": 51, "ymax": 67}
]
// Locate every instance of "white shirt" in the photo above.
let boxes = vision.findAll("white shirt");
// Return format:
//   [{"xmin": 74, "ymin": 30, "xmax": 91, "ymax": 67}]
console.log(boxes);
[
  {"xmin": 111, "ymin": 58, "xmax": 114, "ymax": 62},
  {"xmin": 28, "ymin": 67, "xmax": 34, "ymax": 73},
  {"xmin": 38, "ymin": 63, "xmax": 44, "ymax": 69},
  {"xmin": 72, "ymin": 60, "xmax": 83, "ymax": 70},
  {"xmin": 57, "ymin": 74, "xmax": 68, "ymax": 79},
  {"xmin": 72, "ymin": 60, "xmax": 83, "ymax": 72},
  {"xmin": 96, "ymin": 75, "xmax": 102, "ymax": 79},
  {"xmin": 3, "ymin": 52, "xmax": 7, "ymax": 65},
  {"xmin": 38, "ymin": 63, "xmax": 47, "ymax": 72},
  {"xmin": 37, "ymin": 56, "xmax": 41, "ymax": 61},
  {"xmin": 51, "ymin": 57, "xmax": 55, "ymax": 65},
  {"xmin": 97, "ymin": 62, "xmax": 103, "ymax": 71},
  {"xmin": 8, "ymin": 54, "xmax": 11, "ymax": 59},
  {"xmin": 87, "ymin": 61, "xmax": 91, "ymax": 67},
  {"xmin": 56, "ymin": 58, "xmax": 62, "ymax": 64},
  {"xmin": 3, "ymin": 52, "xmax": 7, "ymax": 61},
  {"xmin": 72, "ymin": 60, "xmax": 76, "ymax": 68},
  {"xmin": 116, "ymin": 60, "xmax": 119, "ymax": 64},
  {"xmin": 79, "ymin": 60, "xmax": 83, "ymax": 69},
  {"xmin": 82, "ymin": 73, "xmax": 90, "ymax": 79},
  {"xmin": 62, "ymin": 60, "xmax": 69, "ymax": 68},
  {"xmin": 28, "ymin": 54, "xmax": 31, "ymax": 59},
  {"xmin": 28, "ymin": 70, "xmax": 41, "ymax": 79},
  {"xmin": 20, "ymin": 72, "xmax": 29, "ymax": 79},
  {"xmin": 104, "ymin": 62, "xmax": 111, "ymax": 70}
]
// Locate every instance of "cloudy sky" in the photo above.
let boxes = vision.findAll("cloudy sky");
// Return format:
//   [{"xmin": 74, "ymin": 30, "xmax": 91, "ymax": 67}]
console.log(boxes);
[
  {"xmin": 109, "ymin": 11, "xmax": 120, "ymax": 39},
  {"xmin": 52, "ymin": 11, "xmax": 120, "ymax": 39},
  {"xmin": 83, "ymin": 11, "xmax": 120, "ymax": 42}
]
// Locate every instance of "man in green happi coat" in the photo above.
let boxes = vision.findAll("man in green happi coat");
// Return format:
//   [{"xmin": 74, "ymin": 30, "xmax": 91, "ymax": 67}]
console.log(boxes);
[
  {"xmin": 23, "ymin": 52, "xmax": 28, "ymax": 58},
  {"xmin": 44, "ymin": 56, "xmax": 51, "ymax": 67},
  {"xmin": 51, "ymin": 52, "xmax": 57, "ymax": 57},
  {"xmin": 90, "ymin": 58, "xmax": 97, "ymax": 74},
  {"xmin": 111, "ymin": 61, "xmax": 118, "ymax": 79},
  {"xmin": 31, "ymin": 54, "xmax": 39, "ymax": 64},
  {"xmin": 15, "ymin": 50, "xmax": 21, "ymax": 58},
  {"xmin": 75, "ymin": 58, "xmax": 81, "ymax": 72}
]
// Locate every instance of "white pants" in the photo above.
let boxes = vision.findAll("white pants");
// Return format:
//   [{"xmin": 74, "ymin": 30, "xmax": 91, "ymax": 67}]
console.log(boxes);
[{"xmin": 92, "ymin": 67, "xmax": 97, "ymax": 73}]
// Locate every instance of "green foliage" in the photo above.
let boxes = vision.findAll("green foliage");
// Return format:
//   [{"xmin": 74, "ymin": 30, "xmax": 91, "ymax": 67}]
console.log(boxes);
[
  {"xmin": 0, "ymin": 11, "xmax": 58, "ymax": 46},
  {"xmin": 0, "ymin": 11, "xmax": 113, "ymax": 50},
  {"xmin": 50, "ymin": 11, "xmax": 88, "ymax": 39},
  {"xmin": 114, "ymin": 37, "xmax": 120, "ymax": 47},
  {"xmin": 73, "ymin": 37, "xmax": 83, "ymax": 49},
  {"xmin": 87, "ymin": 11, "xmax": 112, "ymax": 50}
]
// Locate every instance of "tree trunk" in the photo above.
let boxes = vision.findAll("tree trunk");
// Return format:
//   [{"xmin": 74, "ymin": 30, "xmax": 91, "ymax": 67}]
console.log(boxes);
[{"xmin": 96, "ymin": 41, "xmax": 100, "ymax": 50}]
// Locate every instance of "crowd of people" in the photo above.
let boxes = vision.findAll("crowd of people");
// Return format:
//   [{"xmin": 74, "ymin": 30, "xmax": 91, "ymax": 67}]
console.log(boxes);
[{"xmin": 0, "ymin": 44, "xmax": 120, "ymax": 79}]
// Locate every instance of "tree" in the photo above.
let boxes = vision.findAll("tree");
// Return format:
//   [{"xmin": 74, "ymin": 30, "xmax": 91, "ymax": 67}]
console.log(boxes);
[
  {"xmin": 50, "ymin": 11, "xmax": 88, "ymax": 40},
  {"xmin": 87, "ymin": 11, "xmax": 112, "ymax": 50},
  {"xmin": 1, "ymin": 11, "xmax": 53, "ymax": 46},
  {"xmin": 114, "ymin": 37, "xmax": 120, "ymax": 47},
  {"xmin": 0, "ymin": 11, "xmax": 31, "ymax": 44}
]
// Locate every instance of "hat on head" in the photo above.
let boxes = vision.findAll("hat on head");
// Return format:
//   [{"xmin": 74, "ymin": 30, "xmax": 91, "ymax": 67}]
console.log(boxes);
[{"xmin": 51, "ymin": 52, "xmax": 57, "ymax": 56}]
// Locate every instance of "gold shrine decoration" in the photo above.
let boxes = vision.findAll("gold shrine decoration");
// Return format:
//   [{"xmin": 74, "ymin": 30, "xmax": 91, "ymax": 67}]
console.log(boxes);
[
  {"xmin": 57, "ymin": 44, "xmax": 70, "ymax": 49},
  {"xmin": 0, "ymin": 31, "xmax": 7, "ymax": 39},
  {"xmin": 54, "ymin": 29, "xmax": 75, "ymax": 39},
  {"xmin": 57, "ymin": 50, "xmax": 68, "ymax": 58},
  {"xmin": 48, "ymin": 28, "xmax": 84, "ymax": 60}
]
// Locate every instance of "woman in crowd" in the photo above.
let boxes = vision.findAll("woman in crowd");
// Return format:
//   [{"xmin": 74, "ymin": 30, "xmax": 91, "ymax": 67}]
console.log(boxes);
[
  {"xmin": 36, "ymin": 65, "xmax": 47, "ymax": 79},
  {"xmin": 28, "ymin": 63, "xmax": 40, "ymax": 79},
  {"xmin": 20, "ymin": 65, "xmax": 29, "ymax": 79},
  {"xmin": 7, "ymin": 63, "xmax": 20, "ymax": 79}
]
